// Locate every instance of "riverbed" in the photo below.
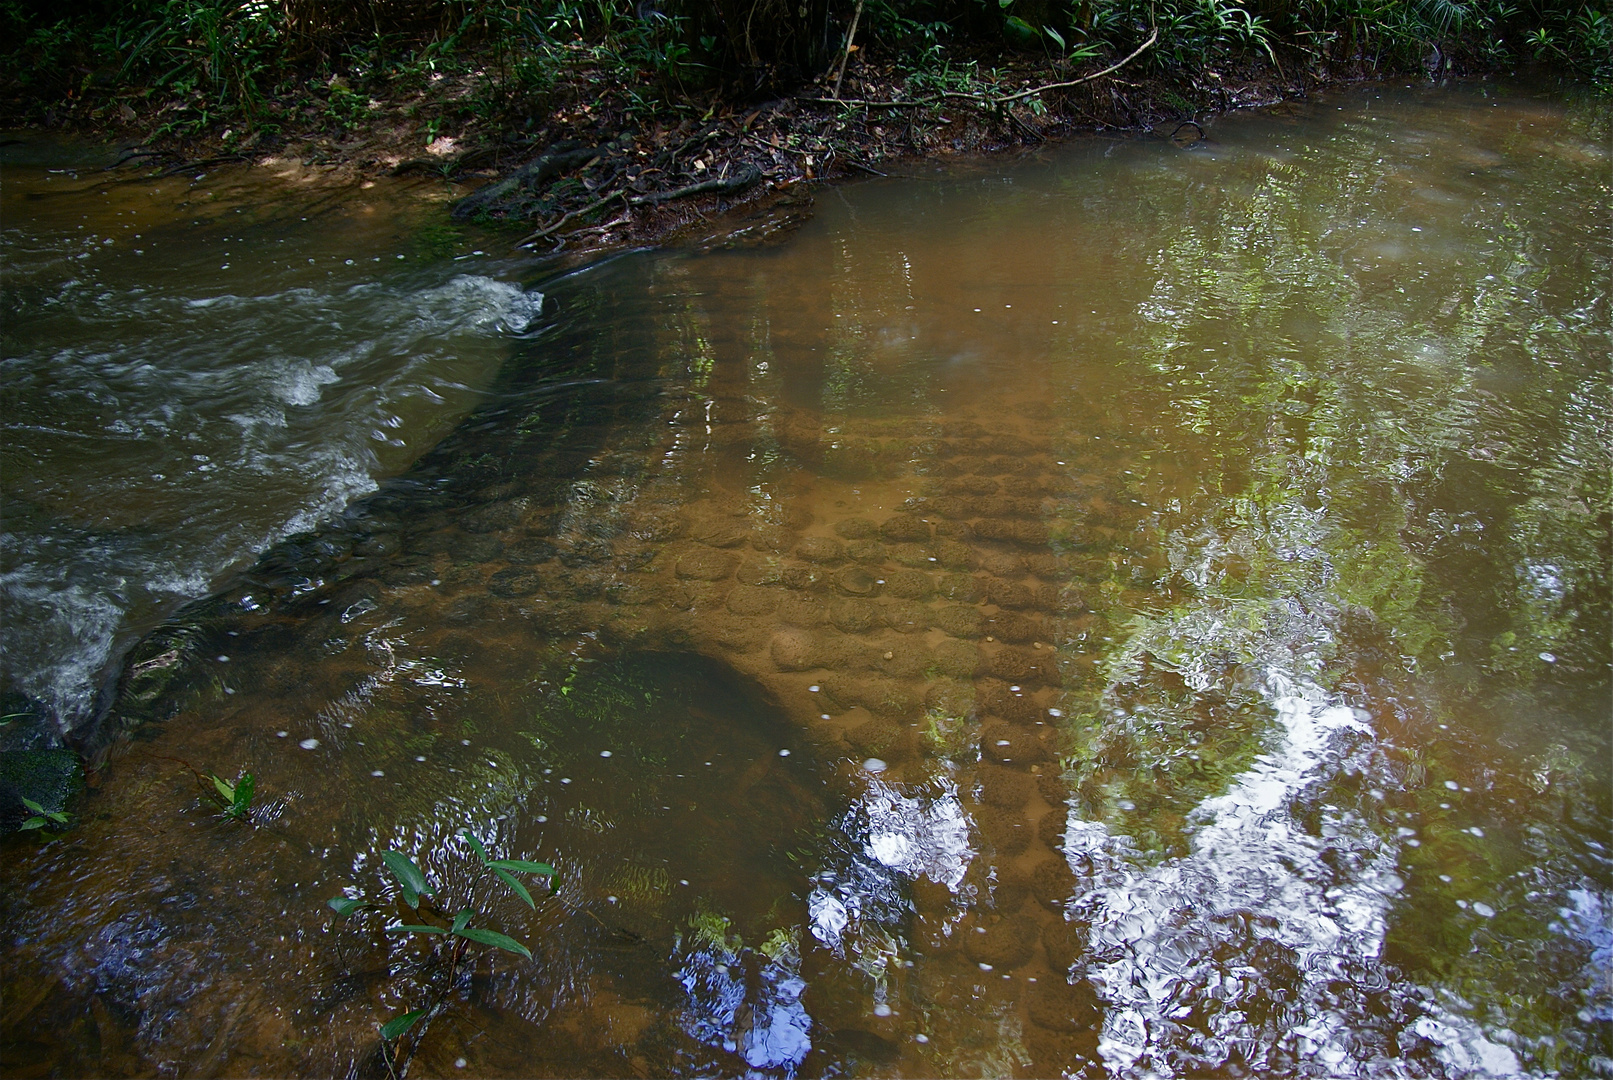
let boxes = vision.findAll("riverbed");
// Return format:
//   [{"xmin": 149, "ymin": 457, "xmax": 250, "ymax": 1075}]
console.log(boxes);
[{"xmin": 2, "ymin": 81, "xmax": 1608, "ymax": 1078}]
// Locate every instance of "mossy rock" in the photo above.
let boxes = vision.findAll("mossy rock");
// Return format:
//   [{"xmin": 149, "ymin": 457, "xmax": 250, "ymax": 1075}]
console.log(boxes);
[
  {"xmin": 1036, "ymin": 807, "xmax": 1067, "ymax": 850},
  {"xmin": 1026, "ymin": 978, "xmax": 1101, "ymax": 1033},
  {"xmin": 847, "ymin": 717, "xmax": 902, "ymax": 756},
  {"xmin": 881, "ymin": 601, "xmax": 928, "ymax": 634},
  {"xmin": 985, "ymin": 611, "xmax": 1042, "ymax": 644},
  {"xmin": 883, "ymin": 569, "xmax": 934, "ymax": 601},
  {"xmin": 931, "ymin": 603, "xmax": 984, "ymax": 639},
  {"xmin": 1030, "ymin": 857, "xmax": 1076, "ymax": 912},
  {"xmin": 0, "ymin": 749, "xmax": 83, "ymax": 834},
  {"xmin": 962, "ymin": 913, "xmax": 1037, "ymax": 967},
  {"xmin": 977, "ymin": 763, "xmax": 1034, "ymax": 809},
  {"xmin": 795, "ymin": 536, "xmax": 845, "ymax": 564},
  {"xmin": 976, "ymin": 804, "xmax": 1031, "ymax": 855},
  {"xmin": 833, "ymin": 517, "xmax": 879, "ymax": 540},
  {"xmin": 830, "ymin": 599, "xmax": 877, "ymax": 634},
  {"xmin": 675, "ymin": 549, "xmax": 739, "ymax": 581},
  {"xmin": 937, "ymin": 573, "xmax": 980, "ymax": 603},
  {"xmin": 887, "ymin": 543, "xmax": 935, "ymax": 568},
  {"xmin": 936, "ymin": 541, "xmax": 976, "ymax": 571},
  {"xmin": 833, "ymin": 566, "xmax": 882, "ymax": 598},
  {"xmin": 726, "ymin": 585, "xmax": 780, "ymax": 616},
  {"xmin": 878, "ymin": 514, "xmax": 932, "ymax": 543},
  {"xmin": 1042, "ymin": 917, "xmax": 1083, "ymax": 971},
  {"xmin": 488, "ymin": 568, "xmax": 543, "ymax": 597},
  {"xmin": 932, "ymin": 639, "xmax": 982, "ymax": 679}
]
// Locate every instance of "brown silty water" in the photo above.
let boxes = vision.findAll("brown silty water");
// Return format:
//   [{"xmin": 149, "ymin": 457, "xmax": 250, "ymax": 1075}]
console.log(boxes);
[{"xmin": 2, "ymin": 81, "xmax": 1609, "ymax": 1079}]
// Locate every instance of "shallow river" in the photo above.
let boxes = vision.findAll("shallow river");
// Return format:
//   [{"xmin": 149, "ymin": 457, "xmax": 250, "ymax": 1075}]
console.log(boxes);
[{"xmin": 2, "ymin": 81, "xmax": 1609, "ymax": 1079}]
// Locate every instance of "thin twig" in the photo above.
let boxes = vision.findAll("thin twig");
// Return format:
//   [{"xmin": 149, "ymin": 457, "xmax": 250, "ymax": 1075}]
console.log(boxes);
[
  {"xmin": 515, "ymin": 189, "xmax": 626, "ymax": 247},
  {"xmin": 831, "ymin": 0, "xmax": 864, "ymax": 101},
  {"xmin": 801, "ymin": 26, "xmax": 1159, "ymax": 112},
  {"xmin": 800, "ymin": 95, "xmax": 935, "ymax": 109},
  {"xmin": 992, "ymin": 27, "xmax": 1159, "ymax": 103},
  {"xmin": 626, "ymin": 164, "xmax": 763, "ymax": 207}
]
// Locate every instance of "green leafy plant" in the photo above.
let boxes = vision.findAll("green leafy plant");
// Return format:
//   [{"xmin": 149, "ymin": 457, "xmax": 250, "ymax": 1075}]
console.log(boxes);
[
  {"xmin": 18, "ymin": 796, "xmax": 69, "ymax": 832},
  {"xmin": 326, "ymin": 830, "xmax": 555, "ymax": 1060},
  {"xmin": 210, "ymin": 770, "xmax": 255, "ymax": 820}
]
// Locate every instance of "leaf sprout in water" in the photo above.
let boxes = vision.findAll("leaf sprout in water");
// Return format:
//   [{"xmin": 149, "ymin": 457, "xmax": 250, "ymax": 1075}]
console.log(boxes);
[{"xmin": 325, "ymin": 828, "xmax": 556, "ymax": 1064}]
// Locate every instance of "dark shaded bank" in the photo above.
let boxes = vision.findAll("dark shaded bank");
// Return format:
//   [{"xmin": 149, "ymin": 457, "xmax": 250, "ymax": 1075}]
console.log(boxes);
[{"xmin": 3, "ymin": 1, "xmax": 1609, "ymax": 257}]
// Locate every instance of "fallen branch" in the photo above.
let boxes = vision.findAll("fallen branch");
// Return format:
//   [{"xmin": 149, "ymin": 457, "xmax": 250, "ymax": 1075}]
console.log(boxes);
[
  {"xmin": 155, "ymin": 152, "xmax": 248, "ymax": 177},
  {"xmin": 515, "ymin": 189, "xmax": 627, "ymax": 248},
  {"xmin": 454, "ymin": 141, "xmax": 598, "ymax": 220},
  {"xmin": 626, "ymin": 163, "xmax": 763, "ymax": 207},
  {"xmin": 843, "ymin": 158, "xmax": 887, "ymax": 177}
]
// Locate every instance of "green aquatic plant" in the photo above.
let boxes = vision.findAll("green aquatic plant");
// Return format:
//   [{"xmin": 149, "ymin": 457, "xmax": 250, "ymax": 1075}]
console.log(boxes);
[
  {"xmin": 325, "ymin": 830, "xmax": 555, "ymax": 1060},
  {"xmin": 209, "ymin": 770, "xmax": 255, "ymax": 821},
  {"xmin": 18, "ymin": 796, "xmax": 69, "ymax": 832}
]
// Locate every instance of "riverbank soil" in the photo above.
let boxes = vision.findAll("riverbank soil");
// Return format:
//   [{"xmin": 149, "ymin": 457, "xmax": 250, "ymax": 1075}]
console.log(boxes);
[{"xmin": 7, "ymin": 1, "xmax": 1606, "ymax": 259}]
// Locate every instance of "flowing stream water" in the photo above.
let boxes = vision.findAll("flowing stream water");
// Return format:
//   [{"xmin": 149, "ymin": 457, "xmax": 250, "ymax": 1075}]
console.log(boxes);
[{"xmin": 2, "ymin": 81, "xmax": 1608, "ymax": 1079}]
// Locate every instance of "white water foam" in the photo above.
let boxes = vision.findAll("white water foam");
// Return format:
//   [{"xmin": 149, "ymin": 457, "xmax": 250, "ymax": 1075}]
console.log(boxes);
[{"xmin": 2, "ymin": 268, "xmax": 542, "ymax": 735}]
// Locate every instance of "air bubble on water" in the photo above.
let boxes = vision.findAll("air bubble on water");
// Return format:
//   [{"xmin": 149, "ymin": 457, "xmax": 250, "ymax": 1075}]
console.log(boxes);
[
  {"xmin": 277, "ymin": 731, "xmax": 289, "ymax": 738},
  {"xmin": 864, "ymin": 758, "xmax": 888, "ymax": 773},
  {"xmin": 371, "ymin": 770, "xmax": 384, "ymax": 777},
  {"xmin": 1445, "ymin": 780, "xmax": 1460, "ymax": 790},
  {"xmin": 600, "ymin": 750, "xmax": 612, "ymax": 758},
  {"xmin": 915, "ymin": 1034, "xmax": 929, "ymax": 1043},
  {"xmin": 779, "ymin": 749, "xmax": 791, "ymax": 756},
  {"xmin": 415, "ymin": 755, "xmax": 426, "ymax": 762},
  {"xmin": 873, "ymin": 1003, "xmax": 892, "ymax": 1017}
]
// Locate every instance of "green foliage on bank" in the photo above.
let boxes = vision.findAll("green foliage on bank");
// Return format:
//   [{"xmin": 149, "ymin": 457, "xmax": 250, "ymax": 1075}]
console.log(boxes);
[{"xmin": 2, "ymin": 0, "xmax": 1608, "ymax": 135}]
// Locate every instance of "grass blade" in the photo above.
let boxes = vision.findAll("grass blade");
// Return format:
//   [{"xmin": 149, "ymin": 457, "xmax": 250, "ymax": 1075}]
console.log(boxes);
[
  {"xmin": 493, "ymin": 866, "xmax": 535, "ymax": 908},
  {"xmin": 379, "ymin": 1009, "xmax": 428, "ymax": 1040},
  {"xmin": 487, "ymin": 859, "xmax": 554, "ymax": 876},
  {"xmin": 452, "ymin": 925, "xmax": 532, "ymax": 958},
  {"xmin": 232, "ymin": 772, "xmax": 255, "ymax": 814},
  {"xmin": 211, "ymin": 775, "xmax": 235, "ymax": 803},
  {"xmin": 382, "ymin": 851, "xmax": 432, "ymax": 905},
  {"xmin": 460, "ymin": 829, "xmax": 489, "ymax": 864}
]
